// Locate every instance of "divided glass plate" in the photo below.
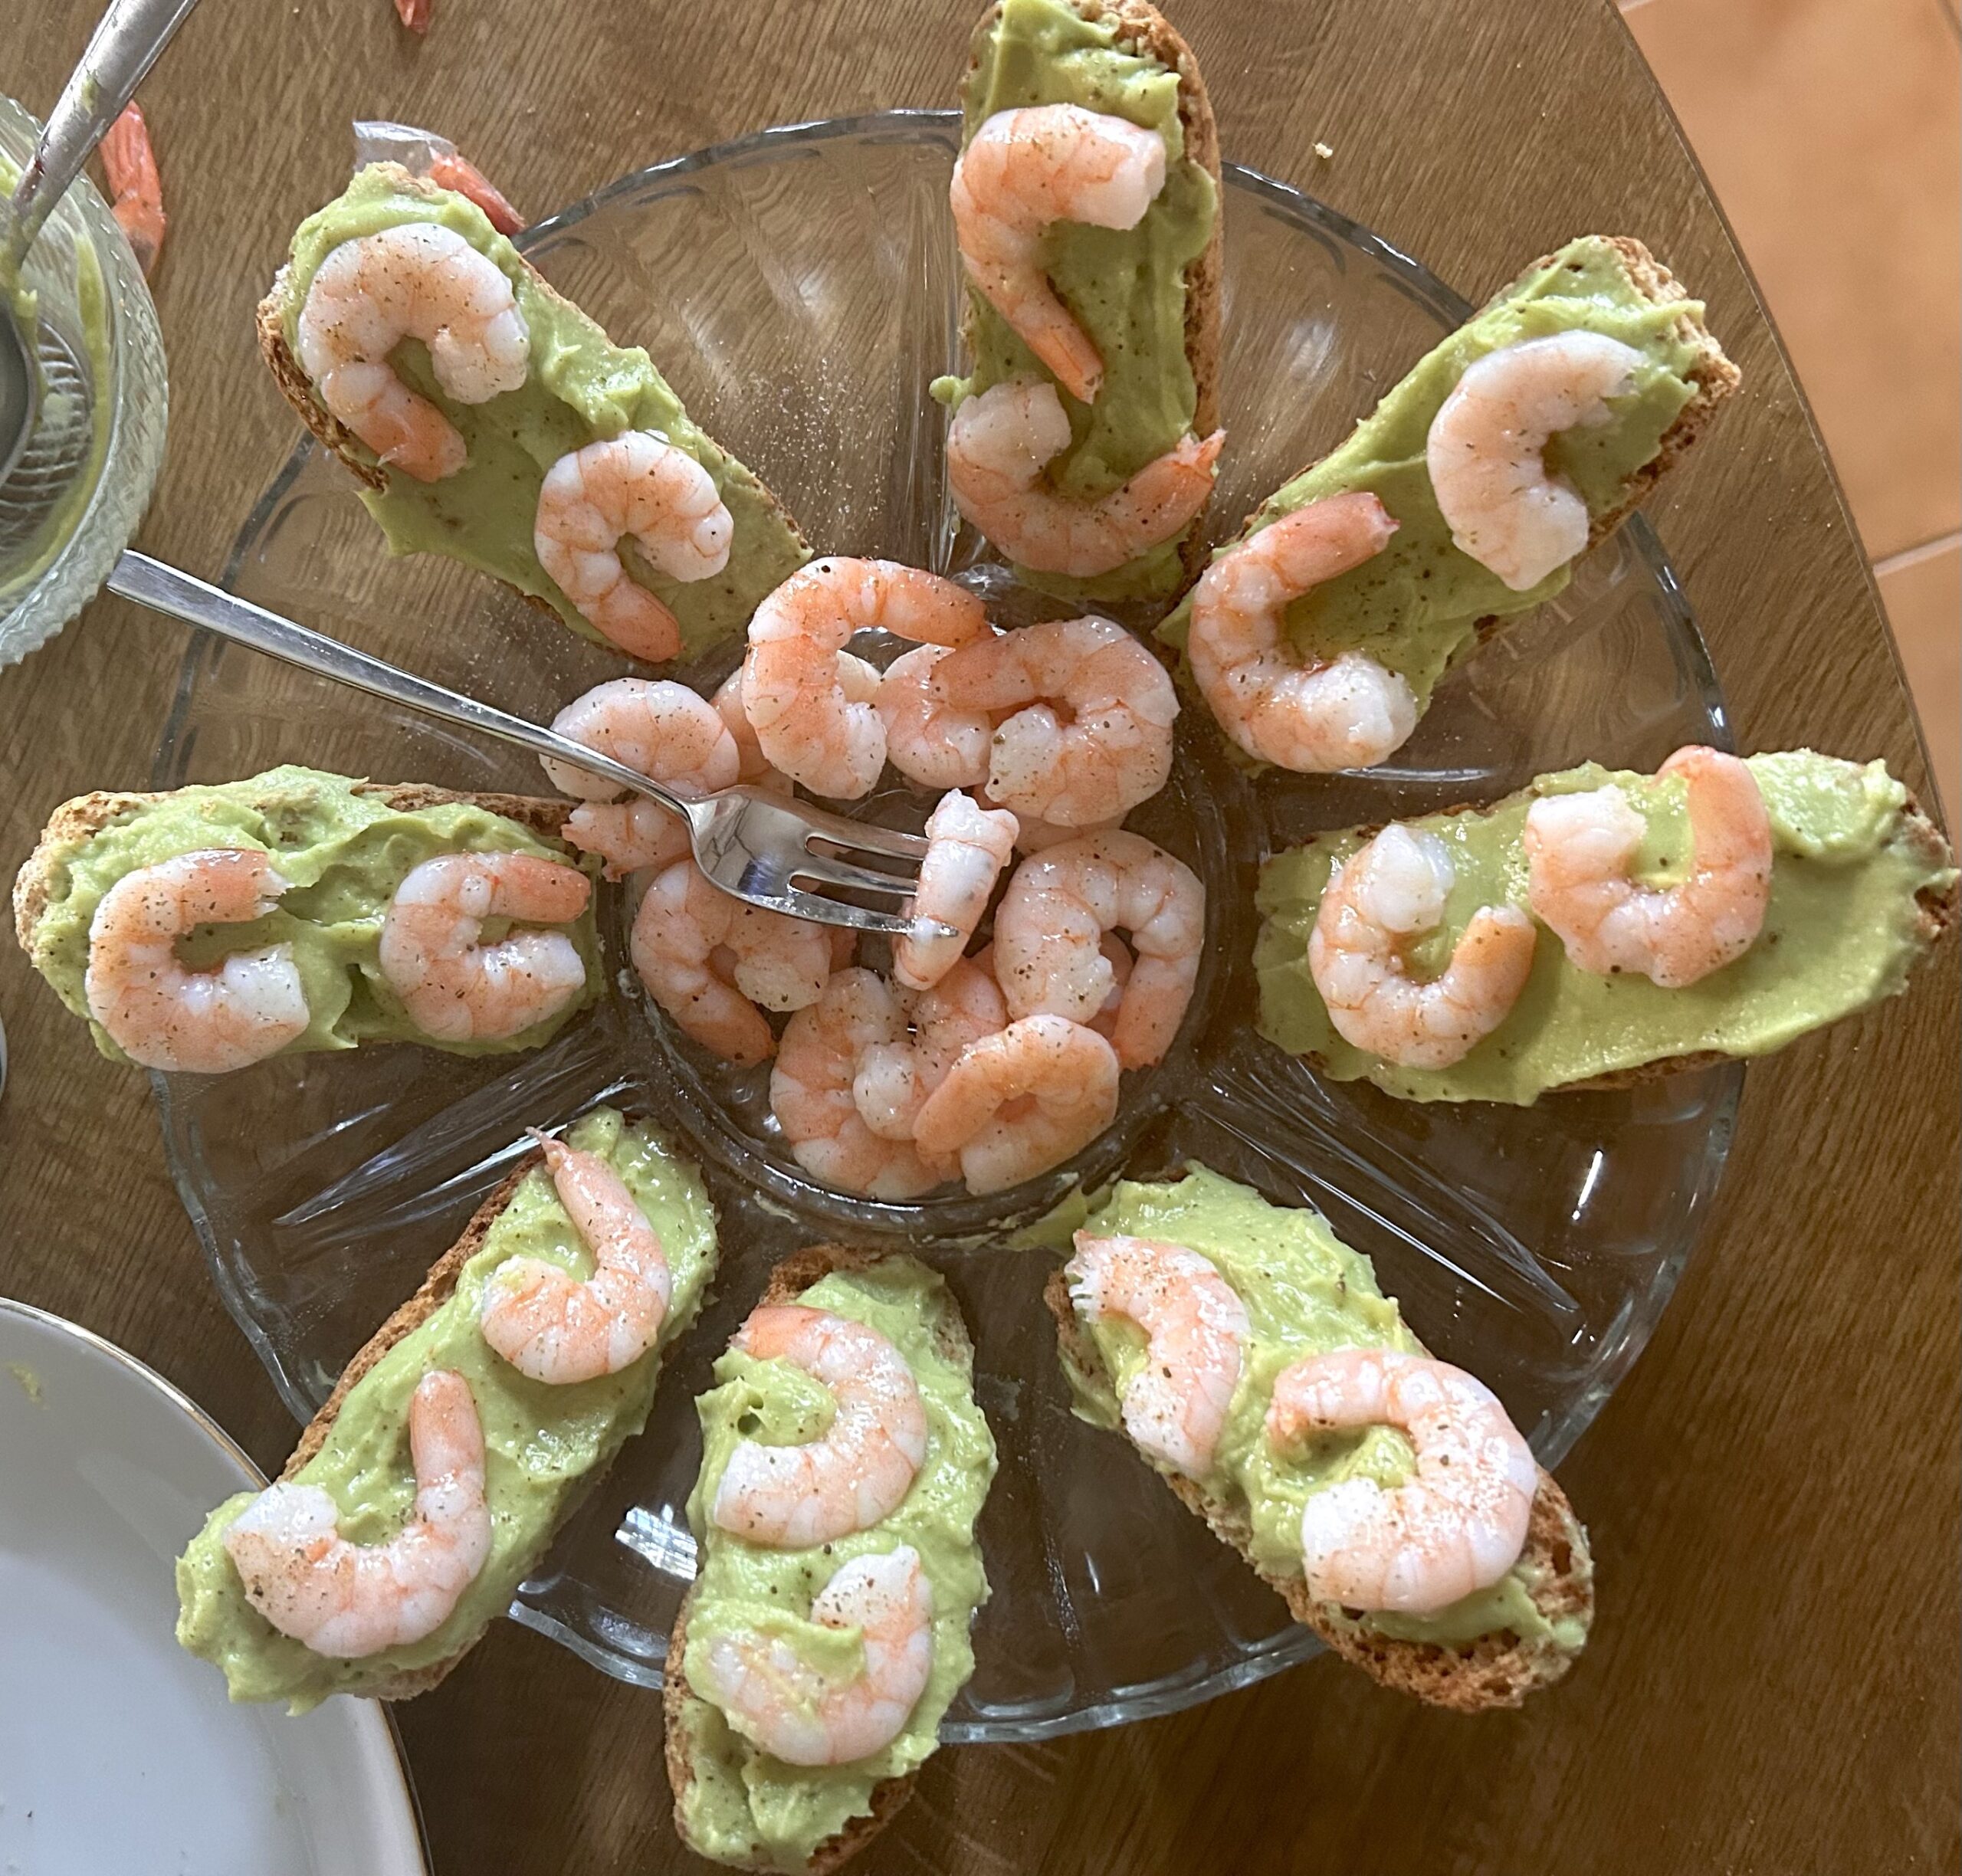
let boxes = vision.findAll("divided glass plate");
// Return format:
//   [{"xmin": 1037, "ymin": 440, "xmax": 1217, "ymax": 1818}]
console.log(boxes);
[{"xmin": 151, "ymin": 112, "xmax": 1739, "ymax": 1741}]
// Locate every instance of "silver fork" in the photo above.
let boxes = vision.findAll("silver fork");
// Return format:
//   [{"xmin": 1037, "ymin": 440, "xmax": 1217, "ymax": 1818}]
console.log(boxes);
[{"xmin": 105, "ymin": 551, "xmax": 943, "ymax": 940}]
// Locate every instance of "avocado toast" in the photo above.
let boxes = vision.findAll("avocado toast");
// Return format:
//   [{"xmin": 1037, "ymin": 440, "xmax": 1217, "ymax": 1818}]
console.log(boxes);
[
  {"xmin": 175, "ymin": 1107, "xmax": 719, "ymax": 1707},
  {"xmin": 1255, "ymin": 749, "xmax": 1957, "ymax": 1102},
  {"xmin": 937, "ymin": 0, "xmax": 1223, "ymax": 603},
  {"xmin": 259, "ymin": 163, "xmax": 809, "ymax": 663},
  {"xmin": 666, "ymin": 1246, "xmax": 996, "ymax": 1873},
  {"xmin": 13, "ymin": 766, "xmax": 602, "ymax": 1067},
  {"xmin": 1049, "ymin": 1167, "xmax": 1593, "ymax": 1711}
]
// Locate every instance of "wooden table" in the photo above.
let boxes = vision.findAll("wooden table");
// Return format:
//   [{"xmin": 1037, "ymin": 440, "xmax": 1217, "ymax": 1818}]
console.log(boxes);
[{"xmin": 2, "ymin": 1, "xmax": 1954, "ymax": 1869}]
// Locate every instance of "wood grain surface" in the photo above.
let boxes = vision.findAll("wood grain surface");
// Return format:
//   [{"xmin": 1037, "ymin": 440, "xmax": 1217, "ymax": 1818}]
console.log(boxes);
[{"xmin": 2, "ymin": 2, "xmax": 1954, "ymax": 1871}]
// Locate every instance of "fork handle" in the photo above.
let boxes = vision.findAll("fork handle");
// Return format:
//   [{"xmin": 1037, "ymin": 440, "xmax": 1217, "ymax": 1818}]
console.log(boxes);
[{"xmin": 105, "ymin": 551, "xmax": 697, "ymax": 814}]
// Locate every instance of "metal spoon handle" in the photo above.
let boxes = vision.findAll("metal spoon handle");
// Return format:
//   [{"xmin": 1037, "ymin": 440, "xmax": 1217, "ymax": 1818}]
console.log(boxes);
[
  {"xmin": 103, "ymin": 551, "xmax": 698, "ymax": 813},
  {"xmin": 4, "ymin": 0, "xmax": 204, "ymax": 267}
]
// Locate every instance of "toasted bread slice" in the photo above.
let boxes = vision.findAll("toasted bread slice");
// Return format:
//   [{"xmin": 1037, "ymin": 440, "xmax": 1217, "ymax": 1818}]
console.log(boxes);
[
  {"xmin": 957, "ymin": 0, "xmax": 1223, "ymax": 584},
  {"xmin": 12, "ymin": 778, "xmax": 569, "ymax": 958},
  {"xmin": 257, "ymin": 164, "xmax": 809, "ymax": 657},
  {"xmin": 1044, "ymin": 1266, "xmax": 1593, "ymax": 1712},
  {"xmin": 664, "ymin": 1245, "xmax": 977, "ymax": 1873}
]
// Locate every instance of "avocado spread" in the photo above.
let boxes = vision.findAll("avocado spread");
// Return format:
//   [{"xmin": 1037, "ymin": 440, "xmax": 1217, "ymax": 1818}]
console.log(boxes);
[
  {"xmin": 1255, "ymin": 750, "xmax": 1957, "ymax": 1104},
  {"xmin": 1066, "ymin": 1166, "xmax": 1586, "ymax": 1652},
  {"xmin": 175, "ymin": 1107, "xmax": 717, "ymax": 1710},
  {"xmin": 674, "ymin": 1258, "xmax": 996, "ymax": 1872},
  {"xmin": 1161, "ymin": 235, "xmax": 1711, "ymax": 710},
  {"xmin": 28, "ymin": 765, "xmax": 600, "ymax": 1063},
  {"xmin": 931, "ymin": 0, "xmax": 1217, "ymax": 605},
  {"xmin": 280, "ymin": 166, "xmax": 809, "ymax": 659}
]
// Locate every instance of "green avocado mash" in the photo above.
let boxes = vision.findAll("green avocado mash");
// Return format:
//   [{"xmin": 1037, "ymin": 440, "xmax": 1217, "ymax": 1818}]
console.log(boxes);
[
  {"xmin": 175, "ymin": 1107, "xmax": 717, "ymax": 1710},
  {"xmin": 1255, "ymin": 750, "xmax": 1957, "ymax": 1104},
  {"xmin": 931, "ymin": 0, "xmax": 1217, "ymax": 605},
  {"xmin": 1162, "ymin": 235, "xmax": 1713, "ymax": 710},
  {"xmin": 674, "ymin": 1258, "xmax": 996, "ymax": 1873},
  {"xmin": 1066, "ymin": 1166, "xmax": 1587, "ymax": 1653},
  {"xmin": 280, "ymin": 166, "xmax": 808, "ymax": 659},
  {"xmin": 28, "ymin": 764, "xmax": 600, "ymax": 1063}
]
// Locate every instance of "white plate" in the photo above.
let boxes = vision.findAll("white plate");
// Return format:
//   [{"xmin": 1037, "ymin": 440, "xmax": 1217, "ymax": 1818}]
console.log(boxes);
[{"xmin": 0, "ymin": 1300, "xmax": 428, "ymax": 1876}]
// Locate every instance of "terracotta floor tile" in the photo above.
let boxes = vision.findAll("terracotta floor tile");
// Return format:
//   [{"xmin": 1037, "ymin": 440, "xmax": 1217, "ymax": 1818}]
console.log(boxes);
[
  {"xmin": 1627, "ymin": 0, "xmax": 1960, "ymax": 562},
  {"xmin": 1878, "ymin": 538, "xmax": 1960, "ymax": 820}
]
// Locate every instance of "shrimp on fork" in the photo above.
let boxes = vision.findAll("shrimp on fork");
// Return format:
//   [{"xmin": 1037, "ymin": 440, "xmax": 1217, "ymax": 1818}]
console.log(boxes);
[
  {"xmin": 947, "ymin": 380, "xmax": 1222, "ymax": 579},
  {"xmin": 542, "ymin": 677, "xmax": 740, "ymax": 879},
  {"xmin": 477, "ymin": 1131, "xmax": 671, "ymax": 1385},
  {"xmin": 894, "ymin": 792, "xmax": 1019, "ymax": 992},
  {"xmin": 534, "ymin": 433, "xmax": 734, "ymax": 663},
  {"xmin": 296, "ymin": 222, "xmax": 530, "ymax": 481},
  {"xmin": 950, "ymin": 103, "xmax": 1166, "ymax": 405},
  {"xmin": 743, "ymin": 559, "xmax": 989, "ymax": 799}
]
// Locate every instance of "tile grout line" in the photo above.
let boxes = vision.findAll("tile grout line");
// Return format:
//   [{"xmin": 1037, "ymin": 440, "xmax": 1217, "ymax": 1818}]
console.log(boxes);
[{"xmin": 1874, "ymin": 531, "xmax": 1962, "ymax": 579}]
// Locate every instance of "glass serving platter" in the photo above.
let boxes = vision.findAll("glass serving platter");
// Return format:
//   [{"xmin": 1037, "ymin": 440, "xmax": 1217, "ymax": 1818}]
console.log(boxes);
[{"xmin": 151, "ymin": 112, "xmax": 1740, "ymax": 1741}]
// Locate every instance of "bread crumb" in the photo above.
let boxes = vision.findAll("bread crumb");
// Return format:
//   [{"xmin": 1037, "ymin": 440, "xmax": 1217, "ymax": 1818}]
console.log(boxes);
[{"xmin": 1314, "ymin": 141, "xmax": 1334, "ymax": 159}]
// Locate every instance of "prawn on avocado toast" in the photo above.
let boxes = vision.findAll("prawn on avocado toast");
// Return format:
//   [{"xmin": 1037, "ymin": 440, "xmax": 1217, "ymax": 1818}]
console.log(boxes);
[
  {"xmin": 1050, "ymin": 1167, "xmax": 1593, "ymax": 1710},
  {"xmin": 934, "ymin": 0, "xmax": 1225, "ymax": 605},
  {"xmin": 666, "ymin": 1247, "xmax": 996, "ymax": 1873},
  {"xmin": 1161, "ymin": 235, "xmax": 1741, "ymax": 772},
  {"xmin": 174, "ymin": 1109, "xmax": 718, "ymax": 1707},
  {"xmin": 1254, "ymin": 746, "xmax": 1957, "ymax": 1103},
  {"xmin": 12, "ymin": 766, "xmax": 603, "ymax": 1071},
  {"xmin": 261, "ymin": 163, "xmax": 809, "ymax": 664}
]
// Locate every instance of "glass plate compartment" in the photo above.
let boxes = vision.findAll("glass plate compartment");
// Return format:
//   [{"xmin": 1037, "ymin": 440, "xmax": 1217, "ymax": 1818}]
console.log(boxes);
[{"xmin": 153, "ymin": 112, "xmax": 1739, "ymax": 1741}]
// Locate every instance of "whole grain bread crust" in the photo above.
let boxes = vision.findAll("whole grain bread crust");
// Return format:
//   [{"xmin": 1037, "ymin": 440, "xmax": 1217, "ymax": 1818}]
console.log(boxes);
[
  {"xmin": 13, "ymin": 779, "xmax": 573, "ymax": 958},
  {"xmin": 255, "ymin": 164, "xmax": 809, "ymax": 648},
  {"xmin": 664, "ymin": 1245, "xmax": 976, "ymax": 1874},
  {"xmin": 960, "ymin": 0, "xmax": 1224, "ymax": 581},
  {"xmin": 1044, "ymin": 1267, "xmax": 1594, "ymax": 1711}
]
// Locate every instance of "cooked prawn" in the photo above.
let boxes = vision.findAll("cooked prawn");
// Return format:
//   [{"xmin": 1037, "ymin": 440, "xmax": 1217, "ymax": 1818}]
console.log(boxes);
[
  {"xmin": 950, "ymin": 103, "xmax": 1166, "ymax": 405},
  {"xmin": 84, "ymin": 849, "xmax": 310, "ymax": 1074},
  {"xmin": 711, "ymin": 667, "xmax": 781, "ymax": 785},
  {"xmin": 377, "ymin": 851, "xmax": 590, "ymax": 1044},
  {"xmin": 1266, "ymin": 1348, "xmax": 1537, "ymax": 1614},
  {"xmin": 1065, "ymin": 1233, "xmax": 1250, "ymax": 1478},
  {"xmin": 853, "ymin": 956, "xmax": 1008, "ymax": 1142},
  {"xmin": 477, "ymin": 1131, "xmax": 671, "ymax": 1385},
  {"xmin": 1524, "ymin": 744, "xmax": 1772, "ymax": 988},
  {"xmin": 876, "ymin": 644, "xmax": 996, "ymax": 792},
  {"xmin": 631, "ymin": 858, "xmax": 832, "ymax": 1066},
  {"xmin": 102, "ymin": 103, "xmax": 165, "ymax": 277},
  {"xmin": 1307, "ymin": 825, "xmax": 1536, "ymax": 1070},
  {"xmin": 911, "ymin": 1012, "xmax": 1120, "ymax": 1195},
  {"xmin": 694, "ymin": 1546, "xmax": 934, "ymax": 1766},
  {"xmin": 295, "ymin": 222, "xmax": 529, "ymax": 481},
  {"xmin": 947, "ymin": 379, "xmax": 1222, "ymax": 578},
  {"xmin": 1187, "ymin": 491, "xmax": 1416, "ymax": 773},
  {"xmin": 542, "ymin": 677, "xmax": 740, "ymax": 879},
  {"xmin": 743, "ymin": 559, "xmax": 989, "ymax": 799},
  {"xmin": 931, "ymin": 615, "xmax": 1176, "ymax": 826},
  {"xmin": 769, "ymin": 968, "xmax": 954, "ymax": 1198},
  {"xmin": 710, "ymin": 1303, "xmax": 930, "ymax": 1546},
  {"xmin": 990, "ymin": 829, "xmax": 1204, "ymax": 1070},
  {"xmin": 222, "ymin": 1369, "xmax": 491, "ymax": 1656},
  {"xmin": 425, "ymin": 149, "xmax": 524, "ymax": 235},
  {"xmin": 1426, "ymin": 331, "xmax": 1645, "ymax": 592},
  {"xmin": 893, "ymin": 792, "xmax": 1019, "ymax": 991},
  {"xmin": 533, "ymin": 433, "xmax": 733, "ymax": 663}
]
